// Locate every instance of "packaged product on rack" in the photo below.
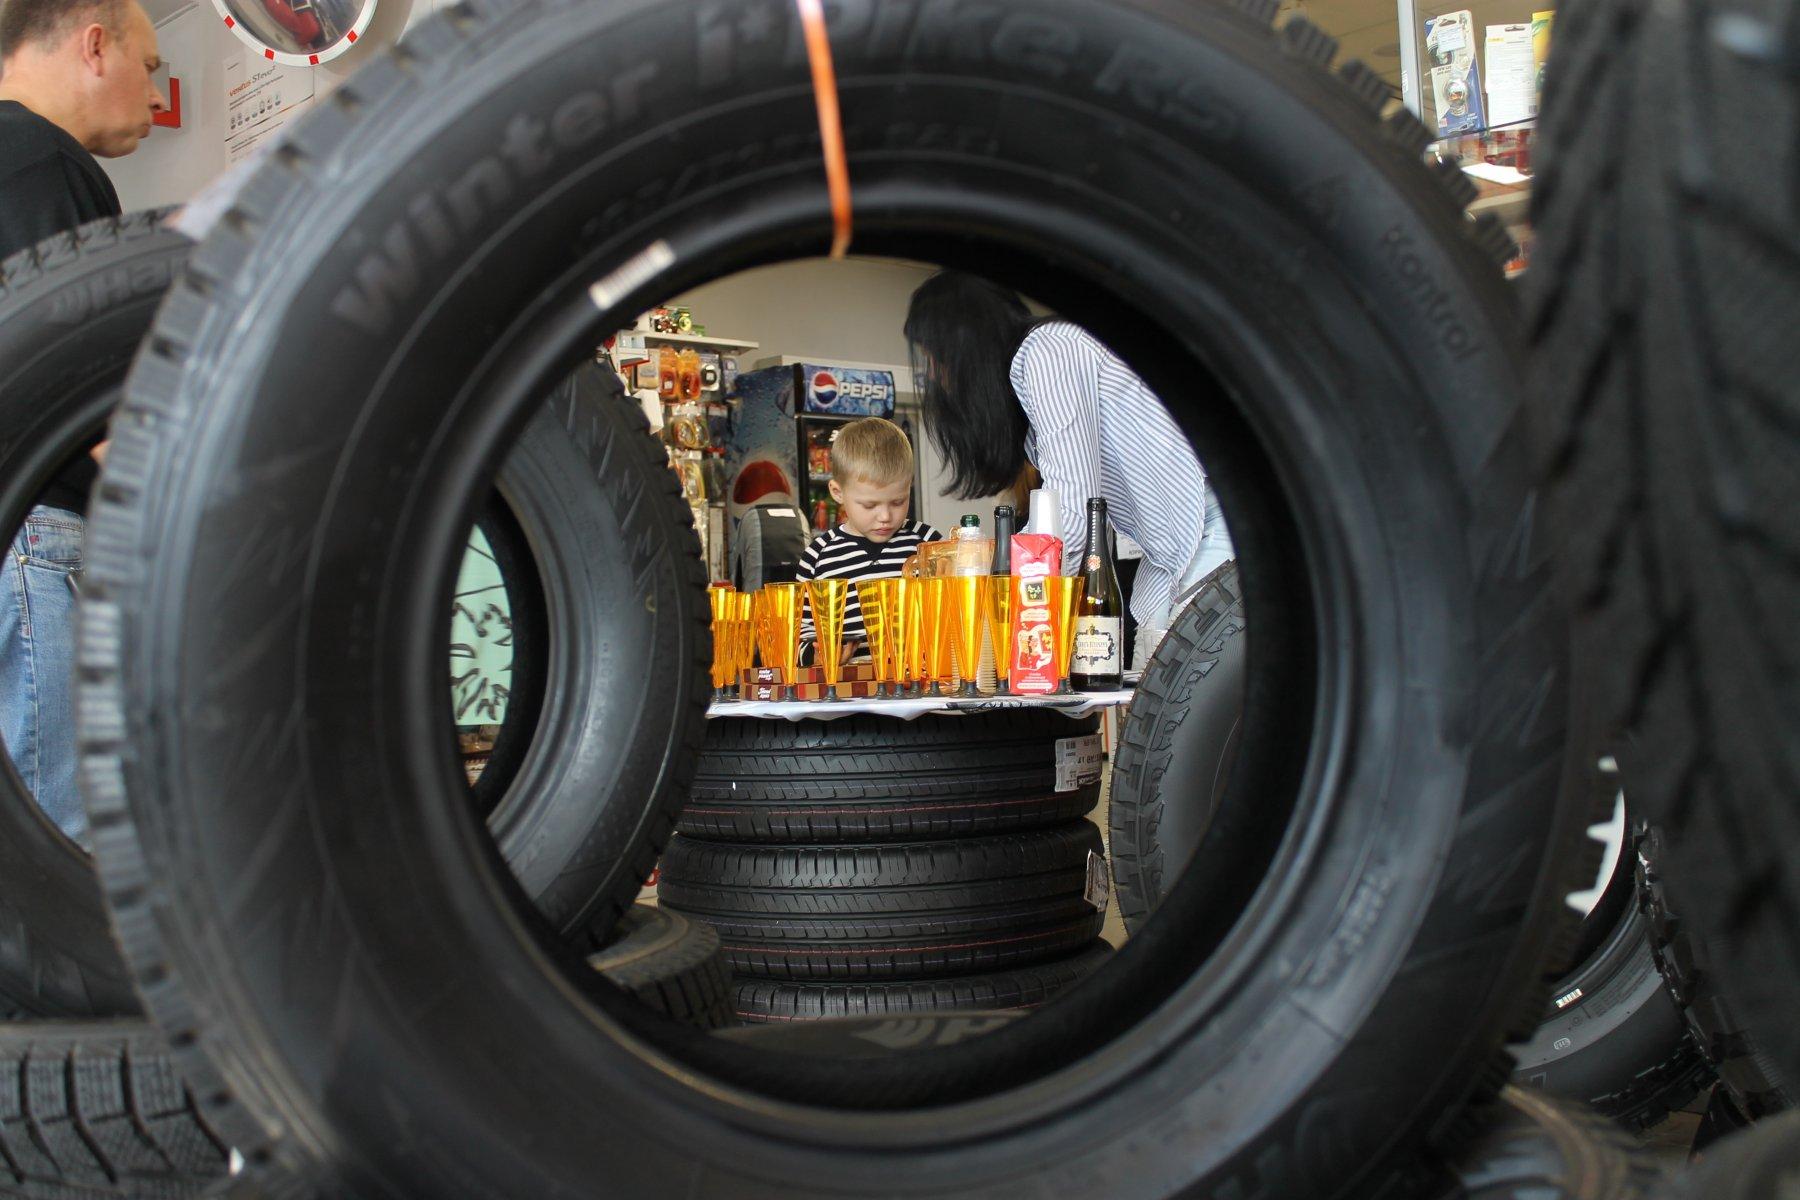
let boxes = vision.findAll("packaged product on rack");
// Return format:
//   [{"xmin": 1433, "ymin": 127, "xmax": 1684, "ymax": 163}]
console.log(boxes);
[{"xmin": 1008, "ymin": 532, "xmax": 1064, "ymax": 694}]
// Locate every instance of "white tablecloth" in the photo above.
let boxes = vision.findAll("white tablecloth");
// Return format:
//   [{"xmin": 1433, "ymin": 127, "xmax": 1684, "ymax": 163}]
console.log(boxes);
[{"xmin": 707, "ymin": 681, "xmax": 1138, "ymax": 722}]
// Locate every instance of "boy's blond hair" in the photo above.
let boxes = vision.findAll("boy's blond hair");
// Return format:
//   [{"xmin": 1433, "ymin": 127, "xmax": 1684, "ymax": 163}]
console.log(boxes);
[{"xmin": 830, "ymin": 417, "xmax": 913, "ymax": 486}]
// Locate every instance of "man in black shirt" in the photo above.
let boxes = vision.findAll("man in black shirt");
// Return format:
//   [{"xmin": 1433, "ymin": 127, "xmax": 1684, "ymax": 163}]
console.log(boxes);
[
  {"xmin": 0, "ymin": 0, "xmax": 163, "ymax": 260},
  {"xmin": 0, "ymin": 0, "xmax": 162, "ymax": 841}
]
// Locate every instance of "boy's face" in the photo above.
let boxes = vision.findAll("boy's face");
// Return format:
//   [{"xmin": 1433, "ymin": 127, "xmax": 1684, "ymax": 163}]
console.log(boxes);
[{"xmin": 828, "ymin": 476, "xmax": 911, "ymax": 542}]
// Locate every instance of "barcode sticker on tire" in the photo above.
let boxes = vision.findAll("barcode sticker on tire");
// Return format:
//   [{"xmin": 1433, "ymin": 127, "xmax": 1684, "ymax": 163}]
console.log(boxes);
[
  {"xmin": 1055, "ymin": 734, "xmax": 1104, "ymax": 791},
  {"xmin": 1085, "ymin": 851, "xmax": 1111, "ymax": 912}
]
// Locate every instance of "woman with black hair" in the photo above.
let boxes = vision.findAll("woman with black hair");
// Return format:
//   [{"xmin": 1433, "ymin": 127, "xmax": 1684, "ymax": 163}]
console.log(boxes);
[{"xmin": 904, "ymin": 271, "xmax": 1231, "ymax": 667}]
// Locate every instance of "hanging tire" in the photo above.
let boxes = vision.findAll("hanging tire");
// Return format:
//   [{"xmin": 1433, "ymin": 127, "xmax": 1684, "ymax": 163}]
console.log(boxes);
[
  {"xmin": 679, "ymin": 712, "xmax": 1103, "ymax": 842},
  {"xmin": 76, "ymin": 0, "xmax": 1590, "ymax": 1194},
  {"xmin": 587, "ymin": 905, "xmax": 733, "ymax": 1030},
  {"xmin": 732, "ymin": 943, "xmax": 1113, "ymax": 1024},
  {"xmin": 1442, "ymin": 1086, "xmax": 1659, "ymax": 1200},
  {"xmin": 1637, "ymin": 826, "xmax": 1791, "ymax": 1118},
  {"xmin": 658, "ymin": 824, "xmax": 1106, "ymax": 981},
  {"xmin": 1528, "ymin": 0, "xmax": 1800, "ymax": 1090},
  {"xmin": 0, "ymin": 222, "xmax": 687, "ymax": 1028},
  {"xmin": 0, "ymin": 1020, "xmax": 228, "ymax": 1198},
  {"xmin": 1108, "ymin": 564, "xmax": 1246, "ymax": 931}
]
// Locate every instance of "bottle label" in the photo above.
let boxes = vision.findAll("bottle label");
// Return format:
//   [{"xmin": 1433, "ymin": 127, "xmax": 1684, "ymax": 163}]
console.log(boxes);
[
  {"xmin": 1085, "ymin": 554, "xmax": 1100, "ymax": 572},
  {"xmin": 1072, "ymin": 617, "xmax": 1122, "ymax": 674}
]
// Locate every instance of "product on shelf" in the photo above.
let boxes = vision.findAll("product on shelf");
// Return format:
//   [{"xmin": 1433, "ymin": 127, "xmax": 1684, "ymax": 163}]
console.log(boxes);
[
  {"xmin": 1008, "ymin": 532, "xmax": 1064, "ymax": 694},
  {"xmin": 679, "ymin": 349, "xmax": 703, "ymax": 401},
  {"xmin": 1070, "ymin": 498, "xmax": 1124, "ymax": 692}
]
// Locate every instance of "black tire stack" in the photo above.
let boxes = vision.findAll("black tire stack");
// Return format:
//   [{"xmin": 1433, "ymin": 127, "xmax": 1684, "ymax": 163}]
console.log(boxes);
[{"xmin": 659, "ymin": 713, "xmax": 1114, "ymax": 1023}]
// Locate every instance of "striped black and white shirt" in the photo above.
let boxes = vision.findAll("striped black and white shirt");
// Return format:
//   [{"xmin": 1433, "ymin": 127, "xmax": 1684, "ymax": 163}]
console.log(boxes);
[
  {"xmin": 796, "ymin": 520, "xmax": 943, "ymax": 645},
  {"xmin": 1011, "ymin": 322, "xmax": 1208, "ymax": 627}
]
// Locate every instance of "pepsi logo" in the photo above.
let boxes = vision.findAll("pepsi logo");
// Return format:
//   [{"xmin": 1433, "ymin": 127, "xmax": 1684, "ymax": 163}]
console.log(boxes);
[{"xmin": 808, "ymin": 370, "xmax": 890, "ymax": 408}]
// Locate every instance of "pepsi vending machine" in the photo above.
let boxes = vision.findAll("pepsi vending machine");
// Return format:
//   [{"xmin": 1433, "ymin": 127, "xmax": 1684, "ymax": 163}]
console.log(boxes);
[
  {"xmin": 725, "ymin": 362, "xmax": 902, "ymax": 539},
  {"xmin": 794, "ymin": 364, "xmax": 899, "ymax": 532}
]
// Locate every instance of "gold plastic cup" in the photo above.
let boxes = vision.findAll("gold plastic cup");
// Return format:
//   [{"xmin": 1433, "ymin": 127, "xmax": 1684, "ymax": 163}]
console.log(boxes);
[
  {"xmin": 808, "ymin": 578, "xmax": 850, "ymax": 699},
  {"xmin": 860, "ymin": 579, "xmax": 895, "ymax": 698},
  {"xmin": 763, "ymin": 583, "xmax": 800, "ymax": 699},
  {"xmin": 732, "ymin": 591, "xmax": 755, "ymax": 695},
  {"xmin": 751, "ymin": 589, "xmax": 771, "ymax": 669},
  {"xmin": 1047, "ymin": 575, "xmax": 1081, "ymax": 695},
  {"xmin": 779, "ymin": 585, "xmax": 803, "ymax": 698},
  {"xmin": 951, "ymin": 574, "xmax": 985, "ymax": 697},
  {"xmin": 919, "ymin": 576, "xmax": 953, "ymax": 696},
  {"xmin": 907, "ymin": 575, "xmax": 921, "ymax": 698},
  {"xmin": 887, "ymin": 576, "xmax": 915, "ymax": 696},
  {"xmin": 985, "ymin": 575, "xmax": 1015, "ymax": 695},
  {"xmin": 708, "ymin": 583, "xmax": 735, "ymax": 699},
  {"xmin": 753, "ymin": 586, "xmax": 785, "ymax": 675}
]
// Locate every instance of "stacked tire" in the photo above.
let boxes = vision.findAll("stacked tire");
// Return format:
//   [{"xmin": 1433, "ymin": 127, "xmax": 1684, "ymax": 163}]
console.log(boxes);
[
  {"xmin": 659, "ymin": 713, "xmax": 1114, "ymax": 1022},
  {"xmin": 0, "ymin": 215, "xmax": 732, "ymax": 1195}
]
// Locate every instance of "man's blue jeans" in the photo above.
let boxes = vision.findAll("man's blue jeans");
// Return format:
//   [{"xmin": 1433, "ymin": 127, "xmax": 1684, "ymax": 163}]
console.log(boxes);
[{"xmin": 1, "ymin": 505, "xmax": 86, "ymax": 843}]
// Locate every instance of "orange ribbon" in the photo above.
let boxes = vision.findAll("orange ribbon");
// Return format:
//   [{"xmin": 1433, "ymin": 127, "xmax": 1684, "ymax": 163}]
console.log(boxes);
[{"xmin": 794, "ymin": 0, "xmax": 852, "ymax": 258}]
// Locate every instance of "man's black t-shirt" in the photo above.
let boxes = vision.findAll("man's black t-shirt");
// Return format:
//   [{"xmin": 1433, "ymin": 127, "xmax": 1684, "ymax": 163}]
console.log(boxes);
[{"xmin": 0, "ymin": 100, "xmax": 122, "ymax": 514}]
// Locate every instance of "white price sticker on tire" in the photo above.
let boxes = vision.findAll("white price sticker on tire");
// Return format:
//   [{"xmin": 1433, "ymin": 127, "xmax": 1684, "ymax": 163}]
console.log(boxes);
[
  {"xmin": 1085, "ymin": 851, "xmax": 1111, "ymax": 913},
  {"xmin": 1055, "ymin": 734, "xmax": 1104, "ymax": 792}
]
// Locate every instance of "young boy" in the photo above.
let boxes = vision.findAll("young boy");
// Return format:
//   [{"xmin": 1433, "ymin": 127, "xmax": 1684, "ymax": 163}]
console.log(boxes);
[{"xmin": 797, "ymin": 417, "xmax": 941, "ymax": 655}]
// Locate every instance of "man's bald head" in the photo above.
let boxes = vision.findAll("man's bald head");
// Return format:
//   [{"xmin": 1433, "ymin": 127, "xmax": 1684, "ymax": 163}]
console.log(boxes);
[
  {"xmin": 0, "ymin": 0, "xmax": 129, "ymax": 62},
  {"xmin": 0, "ymin": 0, "xmax": 164, "ymax": 156}
]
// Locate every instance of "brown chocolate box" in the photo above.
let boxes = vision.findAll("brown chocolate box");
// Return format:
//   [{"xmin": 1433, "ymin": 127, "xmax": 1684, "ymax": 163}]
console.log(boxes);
[
  {"xmin": 739, "ymin": 664, "xmax": 874, "ymax": 688},
  {"xmin": 739, "ymin": 680, "xmax": 880, "ymax": 701}
]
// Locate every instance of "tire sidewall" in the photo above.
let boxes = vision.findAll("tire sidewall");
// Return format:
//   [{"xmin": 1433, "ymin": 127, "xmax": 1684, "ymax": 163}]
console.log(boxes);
[
  {"xmin": 0, "ymin": 217, "xmax": 188, "ymax": 1018},
  {"xmin": 1110, "ymin": 565, "xmax": 1248, "ymax": 930},
  {"xmin": 90, "ymin": 1, "xmax": 1574, "ymax": 1195},
  {"xmin": 481, "ymin": 366, "xmax": 697, "ymax": 930}
]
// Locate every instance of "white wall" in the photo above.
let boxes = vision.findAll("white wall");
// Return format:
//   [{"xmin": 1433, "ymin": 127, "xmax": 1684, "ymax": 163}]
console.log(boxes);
[
  {"xmin": 669, "ymin": 258, "xmax": 1009, "ymax": 533},
  {"xmin": 103, "ymin": 0, "xmax": 425, "ymax": 211}
]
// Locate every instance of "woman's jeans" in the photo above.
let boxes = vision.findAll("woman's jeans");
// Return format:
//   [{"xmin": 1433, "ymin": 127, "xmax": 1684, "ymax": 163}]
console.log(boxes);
[
  {"xmin": 1, "ymin": 506, "xmax": 86, "ymax": 843},
  {"xmin": 1132, "ymin": 480, "xmax": 1235, "ymax": 671}
]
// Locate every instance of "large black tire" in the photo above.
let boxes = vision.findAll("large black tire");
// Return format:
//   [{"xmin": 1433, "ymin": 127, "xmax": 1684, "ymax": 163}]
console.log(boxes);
[
  {"xmin": 0, "ymin": 214, "xmax": 186, "ymax": 1019},
  {"xmin": 466, "ymin": 361, "xmax": 709, "ymax": 936},
  {"xmin": 1652, "ymin": 1109, "xmax": 1800, "ymax": 1200},
  {"xmin": 679, "ymin": 712, "xmax": 1102, "ymax": 842},
  {"xmin": 1108, "ymin": 563, "xmax": 1246, "ymax": 931},
  {"xmin": 658, "ymin": 824, "xmax": 1106, "ymax": 981},
  {"xmin": 733, "ymin": 943, "xmax": 1113, "ymax": 1024},
  {"xmin": 0, "ymin": 1020, "xmax": 228, "ymax": 1198},
  {"xmin": 1637, "ymin": 826, "xmax": 1790, "ymax": 1118},
  {"xmin": 1442, "ymin": 1086, "xmax": 1658, "ymax": 1200},
  {"xmin": 1528, "ymin": 0, "xmax": 1800, "ymax": 1091},
  {"xmin": 75, "ymin": 0, "xmax": 1589, "ymax": 1194},
  {"xmin": 587, "ymin": 905, "xmax": 733, "ymax": 1030},
  {"xmin": 1111, "ymin": 564, "xmax": 1704, "ymax": 1132},
  {"xmin": 0, "ymin": 224, "xmax": 683, "ymax": 1028}
]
